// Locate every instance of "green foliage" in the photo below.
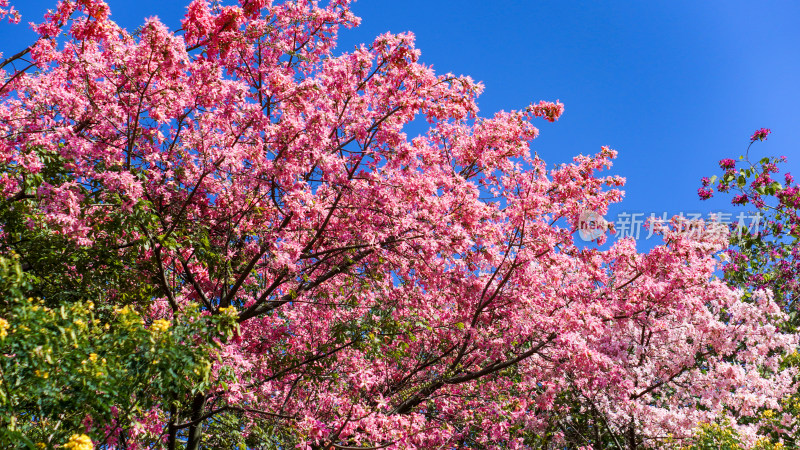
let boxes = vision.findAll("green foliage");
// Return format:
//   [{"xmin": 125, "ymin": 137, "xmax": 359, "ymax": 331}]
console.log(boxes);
[
  {"xmin": 0, "ymin": 146, "xmax": 147, "ymax": 307},
  {"xmin": 681, "ymin": 420, "xmax": 786, "ymax": 450},
  {"xmin": 683, "ymin": 421, "xmax": 744, "ymax": 450},
  {"xmin": 0, "ymin": 144, "xmax": 242, "ymax": 447},
  {"xmin": 0, "ymin": 255, "xmax": 237, "ymax": 448}
]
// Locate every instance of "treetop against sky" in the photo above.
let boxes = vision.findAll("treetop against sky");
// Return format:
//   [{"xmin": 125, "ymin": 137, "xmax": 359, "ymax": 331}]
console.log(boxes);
[{"xmin": 3, "ymin": 0, "xmax": 800, "ymax": 244}]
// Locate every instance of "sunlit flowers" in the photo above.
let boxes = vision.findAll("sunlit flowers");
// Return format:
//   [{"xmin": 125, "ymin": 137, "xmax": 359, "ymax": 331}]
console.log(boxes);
[
  {"xmin": 63, "ymin": 434, "xmax": 93, "ymax": 450},
  {"xmin": 150, "ymin": 319, "xmax": 171, "ymax": 333}
]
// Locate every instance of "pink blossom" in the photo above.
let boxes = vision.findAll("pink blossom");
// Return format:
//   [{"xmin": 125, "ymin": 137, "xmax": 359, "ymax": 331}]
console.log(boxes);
[
  {"xmin": 750, "ymin": 127, "xmax": 772, "ymax": 142},
  {"xmin": 698, "ymin": 186, "xmax": 714, "ymax": 200}
]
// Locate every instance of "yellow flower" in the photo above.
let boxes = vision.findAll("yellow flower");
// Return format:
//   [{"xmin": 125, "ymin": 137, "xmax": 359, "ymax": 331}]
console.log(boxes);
[
  {"xmin": 0, "ymin": 317, "xmax": 8, "ymax": 339},
  {"xmin": 89, "ymin": 353, "xmax": 98, "ymax": 363},
  {"xmin": 63, "ymin": 434, "xmax": 93, "ymax": 450},
  {"xmin": 151, "ymin": 319, "xmax": 171, "ymax": 333},
  {"xmin": 35, "ymin": 443, "xmax": 46, "ymax": 449},
  {"xmin": 219, "ymin": 305, "xmax": 238, "ymax": 316}
]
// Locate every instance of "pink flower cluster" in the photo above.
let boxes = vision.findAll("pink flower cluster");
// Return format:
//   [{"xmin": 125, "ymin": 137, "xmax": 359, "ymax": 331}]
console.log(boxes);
[
  {"xmin": 750, "ymin": 127, "xmax": 772, "ymax": 142},
  {"xmin": 0, "ymin": 0, "xmax": 19, "ymax": 24}
]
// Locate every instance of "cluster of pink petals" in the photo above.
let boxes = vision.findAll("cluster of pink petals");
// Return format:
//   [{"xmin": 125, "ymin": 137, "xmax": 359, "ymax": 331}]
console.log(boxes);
[
  {"xmin": 0, "ymin": 0, "xmax": 18, "ymax": 25},
  {"xmin": 751, "ymin": 127, "xmax": 772, "ymax": 142},
  {"xmin": 0, "ymin": 1, "xmax": 796, "ymax": 448}
]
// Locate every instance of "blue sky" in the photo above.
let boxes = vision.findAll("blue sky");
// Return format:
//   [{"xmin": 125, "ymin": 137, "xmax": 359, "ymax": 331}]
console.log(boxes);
[{"xmin": 2, "ymin": 0, "xmax": 798, "ymax": 247}]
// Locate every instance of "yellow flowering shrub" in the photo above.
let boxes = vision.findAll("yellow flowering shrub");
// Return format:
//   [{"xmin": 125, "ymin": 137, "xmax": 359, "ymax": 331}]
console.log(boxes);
[
  {"xmin": 63, "ymin": 434, "xmax": 93, "ymax": 450},
  {"xmin": 0, "ymin": 255, "xmax": 236, "ymax": 448},
  {"xmin": 681, "ymin": 419, "xmax": 788, "ymax": 450},
  {"xmin": 150, "ymin": 318, "xmax": 171, "ymax": 333}
]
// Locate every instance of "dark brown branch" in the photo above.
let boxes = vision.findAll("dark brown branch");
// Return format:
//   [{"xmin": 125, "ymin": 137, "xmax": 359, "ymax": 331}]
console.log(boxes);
[
  {"xmin": 238, "ymin": 247, "xmax": 375, "ymax": 321},
  {"xmin": 219, "ymin": 212, "xmax": 293, "ymax": 308},
  {"xmin": 264, "ymin": 339, "xmax": 357, "ymax": 383},
  {"xmin": 177, "ymin": 254, "xmax": 212, "ymax": 310},
  {"xmin": 445, "ymin": 332, "xmax": 557, "ymax": 384},
  {"xmin": 173, "ymin": 405, "xmax": 297, "ymax": 430},
  {"xmin": 0, "ymin": 45, "xmax": 31, "ymax": 69}
]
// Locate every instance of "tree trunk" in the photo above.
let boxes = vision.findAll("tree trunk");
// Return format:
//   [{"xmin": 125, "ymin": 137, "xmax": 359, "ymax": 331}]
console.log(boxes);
[
  {"xmin": 185, "ymin": 393, "xmax": 207, "ymax": 450},
  {"xmin": 167, "ymin": 403, "xmax": 178, "ymax": 450},
  {"xmin": 627, "ymin": 421, "xmax": 636, "ymax": 450}
]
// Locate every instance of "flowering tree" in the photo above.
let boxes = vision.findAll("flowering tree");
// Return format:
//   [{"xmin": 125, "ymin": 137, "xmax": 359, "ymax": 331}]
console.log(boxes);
[
  {"xmin": 699, "ymin": 129, "xmax": 800, "ymax": 319},
  {"xmin": 0, "ymin": 1, "xmax": 796, "ymax": 448},
  {"xmin": 698, "ymin": 129, "xmax": 800, "ymax": 446}
]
